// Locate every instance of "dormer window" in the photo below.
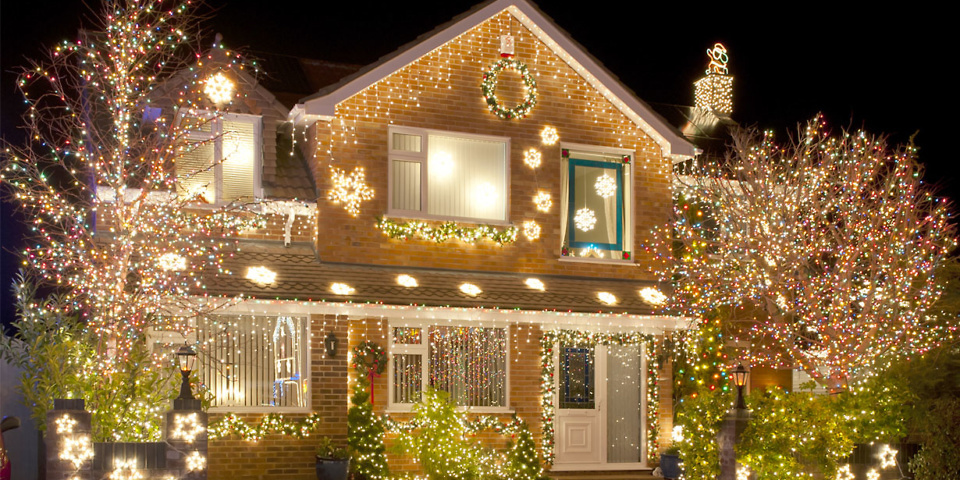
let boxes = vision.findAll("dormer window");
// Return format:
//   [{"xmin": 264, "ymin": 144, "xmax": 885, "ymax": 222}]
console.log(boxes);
[{"xmin": 177, "ymin": 111, "xmax": 262, "ymax": 204}]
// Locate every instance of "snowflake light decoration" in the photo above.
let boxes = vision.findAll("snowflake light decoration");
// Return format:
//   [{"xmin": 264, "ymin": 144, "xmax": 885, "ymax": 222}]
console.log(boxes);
[
  {"xmin": 523, "ymin": 220, "xmax": 541, "ymax": 241},
  {"xmin": 158, "ymin": 253, "xmax": 187, "ymax": 272},
  {"xmin": 171, "ymin": 413, "xmax": 205, "ymax": 444},
  {"xmin": 594, "ymin": 173, "xmax": 617, "ymax": 198},
  {"xmin": 540, "ymin": 126, "xmax": 559, "ymax": 145},
  {"xmin": 523, "ymin": 148, "xmax": 542, "ymax": 168},
  {"xmin": 329, "ymin": 166, "xmax": 374, "ymax": 216},
  {"xmin": 203, "ymin": 72, "xmax": 234, "ymax": 104},
  {"xmin": 185, "ymin": 451, "xmax": 206, "ymax": 472},
  {"xmin": 574, "ymin": 207, "xmax": 597, "ymax": 232},
  {"xmin": 534, "ymin": 191, "xmax": 552, "ymax": 212}
]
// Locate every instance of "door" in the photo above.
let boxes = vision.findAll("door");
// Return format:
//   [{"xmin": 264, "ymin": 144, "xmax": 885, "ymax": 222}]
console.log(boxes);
[{"xmin": 554, "ymin": 343, "xmax": 646, "ymax": 469}]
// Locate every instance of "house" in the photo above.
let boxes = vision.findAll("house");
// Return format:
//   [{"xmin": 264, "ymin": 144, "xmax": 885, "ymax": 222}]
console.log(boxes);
[{"xmin": 146, "ymin": 1, "xmax": 700, "ymax": 478}]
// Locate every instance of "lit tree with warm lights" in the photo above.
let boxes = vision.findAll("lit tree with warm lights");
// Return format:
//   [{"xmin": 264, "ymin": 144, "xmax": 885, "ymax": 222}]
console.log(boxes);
[
  {"xmin": 0, "ymin": 0, "xmax": 263, "ymax": 439},
  {"xmin": 657, "ymin": 117, "xmax": 956, "ymax": 391}
]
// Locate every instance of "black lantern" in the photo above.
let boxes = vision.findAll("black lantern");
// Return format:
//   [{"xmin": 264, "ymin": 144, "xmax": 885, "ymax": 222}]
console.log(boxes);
[
  {"xmin": 175, "ymin": 344, "xmax": 197, "ymax": 400},
  {"xmin": 324, "ymin": 332, "xmax": 338, "ymax": 358},
  {"xmin": 732, "ymin": 363, "xmax": 749, "ymax": 409}
]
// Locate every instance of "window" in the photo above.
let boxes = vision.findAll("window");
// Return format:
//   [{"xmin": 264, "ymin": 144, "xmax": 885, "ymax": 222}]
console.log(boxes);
[
  {"xmin": 389, "ymin": 127, "xmax": 508, "ymax": 222},
  {"xmin": 390, "ymin": 324, "xmax": 508, "ymax": 409},
  {"xmin": 177, "ymin": 112, "xmax": 262, "ymax": 204},
  {"xmin": 561, "ymin": 147, "xmax": 632, "ymax": 259},
  {"xmin": 196, "ymin": 314, "xmax": 308, "ymax": 410}
]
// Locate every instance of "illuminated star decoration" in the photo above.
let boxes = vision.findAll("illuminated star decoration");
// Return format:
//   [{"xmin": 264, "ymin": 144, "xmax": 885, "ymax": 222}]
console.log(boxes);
[
  {"xmin": 185, "ymin": 451, "xmax": 206, "ymax": 471},
  {"xmin": 60, "ymin": 436, "xmax": 94, "ymax": 469},
  {"xmin": 534, "ymin": 191, "xmax": 552, "ymax": 212},
  {"xmin": 523, "ymin": 148, "xmax": 542, "ymax": 168},
  {"xmin": 329, "ymin": 166, "xmax": 374, "ymax": 216},
  {"xmin": 203, "ymin": 72, "xmax": 235, "ymax": 104},
  {"xmin": 594, "ymin": 173, "xmax": 617, "ymax": 198},
  {"xmin": 866, "ymin": 469, "xmax": 880, "ymax": 480},
  {"xmin": 877, "ymin": 444, "xmax": 898, "ymax": 469},
  {"xmin": 574, "ymin": 208, "xmax": 596, "ymax": 232},
  {"xmin": 171, "ymin": 413, "xmax": 205, "ymax": 443},
  {"xmin": 109, "ymin": 458, "xmax": 143, "ymax": 480},
  {"xmin": 522, "ymin": 220, "xmax": 541, "ymax": 241},
  {"xmin": 56, "ymin": 415, "xmax": 77, "ymax": 434},
  {"xmin": 835, "ymin": 464, "xmax": 854, "ymax": 480}
]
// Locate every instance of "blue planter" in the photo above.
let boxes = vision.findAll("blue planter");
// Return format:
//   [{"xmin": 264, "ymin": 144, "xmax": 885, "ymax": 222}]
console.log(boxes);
[
  {"xmin": 315, "ymin": 457, "xmax": 349, "ymax": 480},
  {"xmin": 660, "ymin": 453, "xmax": 682, "ymax": 479}
]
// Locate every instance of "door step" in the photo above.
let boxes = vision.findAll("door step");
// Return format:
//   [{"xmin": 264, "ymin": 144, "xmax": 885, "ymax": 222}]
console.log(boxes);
[{"xmin": 548, "ymin": 470, "xmax": 657, "ymax": 480}]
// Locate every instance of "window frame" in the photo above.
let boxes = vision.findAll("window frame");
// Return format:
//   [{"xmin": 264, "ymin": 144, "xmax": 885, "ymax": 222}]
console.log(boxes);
[
  {"xmin": 387, "ymin": 126, "xmax": 511, "ymax": 225},
  {"xmin": 560, "ymin": 142, "xmax": 634, "ymax": 262},
  {"xmin": 177, "ymin": 110, "xmax": 263, "ymax": 205},
  {"xmin": 386, "ymin": 319, "xmax": 512, "ymax": 413}
]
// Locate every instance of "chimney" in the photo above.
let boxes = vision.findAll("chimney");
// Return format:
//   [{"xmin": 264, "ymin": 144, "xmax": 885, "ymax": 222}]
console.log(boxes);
[{"xmin": 694, "ymin": 43, "xmax": 733, "ymax": 116}]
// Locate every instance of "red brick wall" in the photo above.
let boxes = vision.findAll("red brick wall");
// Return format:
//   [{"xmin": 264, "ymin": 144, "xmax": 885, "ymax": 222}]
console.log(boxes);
[{"xmin": 311, "ymin": 10, "xmax": 672, "ymax": 281}]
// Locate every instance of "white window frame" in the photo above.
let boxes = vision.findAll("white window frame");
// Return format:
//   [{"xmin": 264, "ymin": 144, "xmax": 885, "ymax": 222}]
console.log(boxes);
[
  {"xmin": 177, "ymin": 110, "xmax": 263, "ymax": 205},
  {"xmin": 387, "ymin": 126, "xmax": 511, "ymax": 224},
  {"xmin": 386, "ymin": 319, "xmax": 512, "ymax": 413},
  {"xmin": 559, "ymin": 142, "xmax": 634, "ymax": 264}
]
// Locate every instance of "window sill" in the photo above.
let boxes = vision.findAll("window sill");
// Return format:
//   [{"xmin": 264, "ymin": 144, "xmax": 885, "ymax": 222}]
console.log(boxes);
[
  {"xmin": 208, "ymin": 406, "xmax": 312, "ymax": 414},
  {"xmin": 558, "ymin": 256, "xmax": 636, "ymax": 266},
  {"xmin": 383, "ymin": 212, "xmax": 512, "ymax": 227},
  {"xmin": 386, "ymin": 406, "xmax": 515, "ymax": 415}
]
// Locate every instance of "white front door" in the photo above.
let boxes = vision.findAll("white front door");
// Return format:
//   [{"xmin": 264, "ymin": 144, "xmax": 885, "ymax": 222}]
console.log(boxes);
[{"xmin": 554, "ymin": 343, "xmax": 646, "ymax": 470}]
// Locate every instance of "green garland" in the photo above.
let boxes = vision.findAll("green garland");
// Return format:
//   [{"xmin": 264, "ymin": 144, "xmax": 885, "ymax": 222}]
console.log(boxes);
[
  {"xmin": 384, "ymin": 414, "xmax": 527, "ymax": 436},
  {"xmin": 208, "ymin": 412, "xmax": 323, "ymax": 441},
  {"xmin": 376, "ymin": 218, "xmax": 518, "ymax": 245},
  {"xmin": 352, "ymin": 341, "xmax": 388, "ymax": 378},
  {"xmin": 539, "ymin": 330, "xmax": 660, "ymax": 464},
  {"xmin": 481, "ymin": 57, "xmax": 538, "ymax": 120}
]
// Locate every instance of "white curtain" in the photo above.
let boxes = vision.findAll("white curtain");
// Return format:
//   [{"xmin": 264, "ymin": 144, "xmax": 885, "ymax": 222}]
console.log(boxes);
[
  {"xmin": 561, "ymin": 159, "xmax": 569, "ymax": 246},
  {"xmin": 427, "ymin": 134, "xmax": 506, "ymax": 221},
  {"xmin": 607, "ymin": 344, "xmax": 641, "ymax": 463}
]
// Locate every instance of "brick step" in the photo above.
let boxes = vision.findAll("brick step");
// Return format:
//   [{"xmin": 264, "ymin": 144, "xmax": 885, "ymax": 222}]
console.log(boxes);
[{"xmin": 548, "ymin": 470, "xmax": 657, "ymax": 480}]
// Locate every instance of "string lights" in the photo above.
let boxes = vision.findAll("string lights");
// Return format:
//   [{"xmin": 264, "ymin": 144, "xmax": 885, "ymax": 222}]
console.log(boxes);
[
  {"xmin": 523, "ymin": 148, "xmax": 542, "ymax": 168},
  {"xmin": 522, "ymin": 220, "xmax": 541, "ymax": 241},
  {"xmin": 533, "ymin": 191, "xmax": 552, "ymax": 212},
  {"xmin": 328, "ymin": 166, "xmax": 374, "ymax": 216},
  {"xmin": 574, "ymin": 207, "xmax": 597, "ymax": 232},
  {"xmin": 376, "ymin": 218, "xmax": 518, "ymax": 245}
]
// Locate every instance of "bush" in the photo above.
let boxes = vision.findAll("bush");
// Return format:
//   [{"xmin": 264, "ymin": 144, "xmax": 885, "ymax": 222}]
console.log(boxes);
[{"xmin": 909, "ymin": 397, "xmax": 960, "ymax": 480}]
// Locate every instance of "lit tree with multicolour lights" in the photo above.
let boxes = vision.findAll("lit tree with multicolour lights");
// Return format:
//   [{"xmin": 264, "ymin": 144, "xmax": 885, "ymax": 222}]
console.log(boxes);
[
  {"xmin": 0, "ymin": 0, "xmax": 262, "ymax": 439},
  {"xmin": 656, "ymin": 117, "xmax": 956, "ymax": 391}
]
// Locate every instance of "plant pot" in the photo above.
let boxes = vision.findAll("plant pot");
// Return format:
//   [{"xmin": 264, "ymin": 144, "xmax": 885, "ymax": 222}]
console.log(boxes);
[
  {"xmin": 659, "ymin": 453, "xmax": 682, "ymax": 479},
  {"xmin": 316, "ymin": 456, "xmax": 350, "ymax": 480}
]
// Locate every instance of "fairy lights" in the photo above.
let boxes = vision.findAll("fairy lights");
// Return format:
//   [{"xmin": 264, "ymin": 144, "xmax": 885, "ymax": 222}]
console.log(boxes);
[
  {"xmin": 208, "ymin": 413, "xmax": 323, "ymax": 441},
  {"xmin": 245, "ymin": 266, "xmax": 277, "ymax": 285},
  {"xmin": 60, "ymin": 435, "xmax": 94, "ymax": 469},
  {"xmin": 835, "ymin": 464, "xmax": 854, "ymax": 480},
  {"xmin": 534, "ymin": 191, "xmax": 552, "ymax": 212},
  {"xmin": 523, "ymin": 148, "xmax": 542, "ymax": 168},
  {"xmin": 376, "ymin": 218, "xmax": 518, "ymax": 245},
  {"xmin": 522, "ymin": 220, "xmax": 541, "ymax": 240},
  {"xmin": 329, "ymin": 166, "xmax": 374, "ymax": 216},
  {"xmin": 331, "ymin": 283, "xmax": 356, "ymax": 295},
  {"xmin": 203, "ymin": 72, "xmax": 234, "ymax": 104},
  {"xmin": 540, "ymin": 126, "xmax": 559, "ymax": 145},
  {"xmin": 574, "ymin": 207, "xmax": 597, "ymax": 232},
  {"xmin": 877, "ymin": 444, "xmax": 898, "ymax": 468},
  {"xmin": 170, "ymin": 413, "xmax": 205, "ymax": 444},
  {"xmin": 460, "ymin": 283, "xmax": 482, "ymax": 296},
  {"xmin": 657, "ymin": 119, "xmax": 956, "ymax": 388},
  {"xmin": 185, "ymin": 451, "xmax": 206, "ymax": 471},
  {"xmin": 108, "ymin": 458, "xmax": 143, "ymax": 480},
  {"xmin": 594, "ymin": 173, "xmax": 617, "ymax": 198},
  {"xmin": 397, "ymin": 274, "xmax": 418, "ymax": 288},
  {"xmin": 56, "ymin": 414, "xmax": 77, "ymax": 434}
]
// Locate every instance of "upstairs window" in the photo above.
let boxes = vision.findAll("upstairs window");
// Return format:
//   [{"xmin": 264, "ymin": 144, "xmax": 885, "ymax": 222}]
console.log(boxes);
[
  {"xmin": 389, "ymin": 127, "xmax": 508, "ymax": 222},
  {"xmin": 561, "ymin": 147, "xmax": 632, "ymax": 259},
  {"xmin": 177, "ymin": 112, "xmax": 261, "ymax": 204}
]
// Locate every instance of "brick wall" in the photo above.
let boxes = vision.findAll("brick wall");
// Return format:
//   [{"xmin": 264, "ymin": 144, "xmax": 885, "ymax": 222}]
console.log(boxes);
[{"xmin": 311, "ymin": 10, "xmax": 673, "ymax": 280}]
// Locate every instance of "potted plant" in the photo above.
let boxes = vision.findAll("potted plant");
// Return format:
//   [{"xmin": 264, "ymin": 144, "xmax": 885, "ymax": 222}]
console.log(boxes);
[
  {"xmin": 316, "ymin": 437, "xmax": 350, "ymax": 480},
  {"xmin": 659, "ymin": 445, "xmax": 682, "ymax": 480}
]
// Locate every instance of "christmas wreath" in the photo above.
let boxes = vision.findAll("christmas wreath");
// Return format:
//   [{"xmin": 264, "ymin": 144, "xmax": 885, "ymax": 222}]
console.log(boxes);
[
  {"xmin": 352, "ymin": 341, "xmax": 387, "ymax": 378},
  {"xmin": 481, "ymin": 58, "xmax": 537, "ymax": 120}
]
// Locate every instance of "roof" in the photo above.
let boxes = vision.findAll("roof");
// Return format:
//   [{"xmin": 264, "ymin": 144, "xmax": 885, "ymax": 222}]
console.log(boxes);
[
  {"xmin": 295, "ymin": 0, "xmax": 696, "ymax": 160},
  {"xmin": 206, "ymin": 242, "xmax": 671, "ymax": 315}
]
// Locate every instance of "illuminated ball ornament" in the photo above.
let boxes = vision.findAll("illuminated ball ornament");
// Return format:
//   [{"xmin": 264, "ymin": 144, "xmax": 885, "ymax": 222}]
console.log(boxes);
[
  {"xmin": 203, "ymin": 72, "xmax": 234, "ymax": 104},
  {"xmin": 522, "ymin": 220, "xmax": 541, "ymax": 241},
  {"xmin": 540, "ymin": 126, "xmax": 559, "ymax": 145},
  {"xmin": 523, "ymin": 148, "xmax": 542, "ymax": 168},
  {"xmin": 639, "ymin": 287, "xmax": 668, "ymax": 306},
  {"xmin": 460, "ymin": 283, "xmax": 482, "ymax": 296},
  {"xmin": 594, "ymin": 173, "xmax": 617, "ymax": 198},
  {"xmin": 481, "ymin": 58, "xmax": 537, "ymax": 120},
  {"xmin": 574, "ymin": 207, "xmax": 597, "ymax": 232},
  {"xmin": 534, "ymin": 191, "xmax": 552, "ymax": 212},
  {"xmin": 329, "ymin": 166, "xmax": 374, "ymax": 216}
]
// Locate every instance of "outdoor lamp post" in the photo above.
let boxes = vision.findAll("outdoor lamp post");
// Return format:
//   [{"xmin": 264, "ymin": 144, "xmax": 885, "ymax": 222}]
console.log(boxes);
[
  {"xmin": 176, "ymin": 344, "xmax": 197, "ymax": 400},
  {"xmin": 732, "ymin": 363, "xmax": 749, "ymax": 410},
  {"xmin": 324, "ymin": 331, "xmax": 338, "ymax": 358}
]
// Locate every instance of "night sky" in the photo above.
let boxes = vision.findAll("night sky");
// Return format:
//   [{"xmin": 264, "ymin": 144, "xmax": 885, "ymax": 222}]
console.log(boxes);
[{"xmin": 0, "ymin": 1, "xmax": 948, "ymax": 327}]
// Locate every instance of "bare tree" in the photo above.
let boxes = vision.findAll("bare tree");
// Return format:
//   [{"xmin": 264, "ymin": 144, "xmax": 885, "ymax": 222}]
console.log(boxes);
[{"xmin": 657, "ymin": 117, "xmax": 956, "ymax": 390}]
